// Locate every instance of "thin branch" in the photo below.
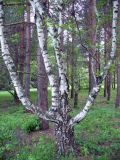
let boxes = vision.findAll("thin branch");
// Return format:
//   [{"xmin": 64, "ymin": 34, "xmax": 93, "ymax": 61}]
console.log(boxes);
[
  {"xmin": 72, "ymin": 1, "xmax": 100, "ymax": 65},
  {"xmin": 0, "ymin": 1, "xmax": 58, "ymax": 124},
  {"xmin": 69, "ymin": 0, "xmax": 119, "ymax": 127}
]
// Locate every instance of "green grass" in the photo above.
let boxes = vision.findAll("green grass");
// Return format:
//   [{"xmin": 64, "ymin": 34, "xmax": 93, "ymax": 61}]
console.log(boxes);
[
  {"xmin": 0, "ymin": 89, "xmax": 120, "ymax": 160},
  {"xmin": 0, "ymin": 89, "xmax": 51, "ymax": 106},
  {"xmin": 0, "ymin": 107, "xmax": 41, "ymax": 132},
  {"xmin": 75, "ymin": 106, "xmax": 120, "ymax": 160},
  {"xmin": 0, "ymin": 91, "xmax": 13, "ymax": 103},
  {"xmin": 0, "ymin": 90, "xmax": 42, "ymax": 160}
]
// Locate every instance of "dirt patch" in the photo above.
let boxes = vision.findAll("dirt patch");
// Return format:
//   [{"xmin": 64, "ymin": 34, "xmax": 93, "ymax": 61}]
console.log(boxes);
[
  {"xmin": 28, "ymin": 127, "xmax": 54, "ymax": 142},
  {"xmin": 112, "ymin": 118, "xmax": 120, "ymax": 122},
  {"xmin": 15, "ymin": 127, "xmax": 54, "ymax": 146}
]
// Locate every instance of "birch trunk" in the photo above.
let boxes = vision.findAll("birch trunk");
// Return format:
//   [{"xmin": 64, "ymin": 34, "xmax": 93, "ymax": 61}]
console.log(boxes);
[
  {"xmin": 0, "ymin": 5, "xmax": 33, "ymax": 111},
  {"xmin": 69, "ymin": 0, "xmax": 119, "ymax": 126},
  {"xmin": 55, "ymin": 116, "xmax": 75, "ymax": 155},
  {"xmin": 30, "ymin": 0, "xmax": 74, "ymax": 154},
  {"xmin": 29, "ymin": 0, "xmax": 119, "ymax": 155},
  {"xmin": 48, "ymin": 1, "xmax": 75, "ymax": 154},
  {"xmin": 0, "ymin": 0, "xmax": 119, "ymax": 156},
  {"xmin": 0, "ymin": 1, "xmax": 58, "ymax": 123}
]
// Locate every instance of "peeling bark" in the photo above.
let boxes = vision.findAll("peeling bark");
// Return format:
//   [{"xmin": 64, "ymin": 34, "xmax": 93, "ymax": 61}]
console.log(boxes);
[
  {"xmin": 26, "ymin": 0, "xmax": 119, "ymax": 154},
  {"xmin": 55, "ymin": 117, "xmax": 75, "ymax": 155},
  {"xmin": 29, "ymin": 0, "xmax": 73, "ymax": 154}
]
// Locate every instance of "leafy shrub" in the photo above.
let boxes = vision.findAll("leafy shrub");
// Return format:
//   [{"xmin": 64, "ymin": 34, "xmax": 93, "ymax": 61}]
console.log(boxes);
[
  {"xmin": 0, "ymin": 107, "xmax": 41, "ymax": 133},
  {"xmin": 21, "ymin": 116, "xmax": 41, "ymax": 133},
  {"xmin": 0, "ymin": 106, "xmax": 41, "ymax": 159}
]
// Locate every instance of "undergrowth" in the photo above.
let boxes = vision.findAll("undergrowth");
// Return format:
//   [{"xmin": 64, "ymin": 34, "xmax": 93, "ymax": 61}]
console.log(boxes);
[{"xmin": 0, "ymin": 90, "xmax": 120, "ymax": 160}]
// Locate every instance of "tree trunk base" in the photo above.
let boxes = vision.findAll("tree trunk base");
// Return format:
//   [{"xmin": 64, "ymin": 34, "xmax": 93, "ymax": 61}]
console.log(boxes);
[
  {"xmin": 55, "ymin": 122, "xmax": 75, "ymax": 156},
  {"xmin": 41, "ymin": 119, "xmax": 49, "ymax": 130}
]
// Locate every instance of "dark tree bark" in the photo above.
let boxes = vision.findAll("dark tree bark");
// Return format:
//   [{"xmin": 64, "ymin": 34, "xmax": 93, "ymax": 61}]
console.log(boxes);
[
  {"xmin": 13, "ymin": 47, "xmax": 20, "ymax": 103},
  {"xmin": 89, "ymin": 55, "xmax": 96, "ymax": 91},
  {"xmin": 73, "ymin": 54, "xmax": 79, "ymax": 107},
  {"xmin": 106, "ymin": 27, "xmax": 112, "ymax": 101},
  {"xmin": 103, "ymin": 4, "xmax": 112, "ymax": 100},
  {"xmin": 37, "ymin": 46, "xmax": 49, "ymax": 130},
  {"xmin": 112, "ymin": 68, "xmax": 116, "ymax": 90},
  {"xmin": 115, "ymin": 5, "xmax": 120, "ymax": 107},
  {"xmin": 25, "ymin": 5, "xmax": 31, "ymax": 97},
  {"xmin": 107, "ymin": 71, "xmax": 111, "ymax": 101},
  {"xmin": 86, "ymin": 0, "xmax": 97, "ymax": 92},
  {"xmin": 104, "ymin": 27, "xmax": 107, "ymax": 97},
  {"xmin": 96, "ymin": 30, "xmax": 101, "ymax": 83},
  {"xmin": 66, "ymin": 32, "xmax": 70, "ymax": 78},
  {"xmin": 19, "ymin": 25, "xmax": 25, "ymax": 86},
  {"xmin": 70, "ymin": 33, "xmax": 75, "ymax": 99},
  {"xmin": 70, "ymin": 30, "xmax": 79, "ymax": 107},
  {"xmin": 115, "ymin": 64, "xmax": 120, "ymax": 107},
  {"xmin": 74, "ymin": 92, "xmax": 78, "ymax": 107},
  {"xmin": 13, "ymin": 90, "xmax": 20, "ymax": 104}
]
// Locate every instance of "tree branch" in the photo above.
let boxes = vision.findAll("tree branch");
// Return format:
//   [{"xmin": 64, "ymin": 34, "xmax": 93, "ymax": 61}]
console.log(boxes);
[
  {"xmin": 69, "ymin": 0, "xmax": 119, "ymax": 127},
  {"xmin": 0, "ymin": 0, "xmax": 58, "ymax": 124}
]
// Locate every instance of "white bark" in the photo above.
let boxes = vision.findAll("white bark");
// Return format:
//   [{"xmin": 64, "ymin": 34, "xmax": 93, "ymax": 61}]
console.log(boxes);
[
  {"xmin": 1, "ymin": 0, "xmax": 117, "ymax": 154},
  {"xmin": 29, "ymin": 0, "xmax": 60, "ymax": 115},
  {"xmin": 69, "ymin": 0, "xmax": 119, "ymax": 126},
  {"xmin": 0, "ymin": 1, "xmax": 57, "ymax": 123},
  {"xmin": 0, "ymin": 4, "xmax": 33, "ymax": 111},
  {"xmin": 31, "ymin": 0, "xmax": 68, "ymax": 96},
  {"xmin": 50, "ymin": 1, "xmax": 69, "ymax": 95},
  {"xmin": 46, "ymin": 1, "xmax": 70, "ymax": 126}
]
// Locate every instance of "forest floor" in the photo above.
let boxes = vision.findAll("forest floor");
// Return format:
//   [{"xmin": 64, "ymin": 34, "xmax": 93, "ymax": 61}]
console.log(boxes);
[{"xmin": 0, "ymin": 89, "xmax": 120, "ymax": 160}]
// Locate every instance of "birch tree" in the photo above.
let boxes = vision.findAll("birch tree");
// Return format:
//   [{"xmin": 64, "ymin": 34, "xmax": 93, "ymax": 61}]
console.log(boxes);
[{"xmin": 0, "ymin": 0, "xmax": 119, "ymax": 156}]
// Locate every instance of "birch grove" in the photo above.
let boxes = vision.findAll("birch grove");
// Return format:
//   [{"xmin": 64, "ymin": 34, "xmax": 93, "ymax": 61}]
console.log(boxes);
[{"xmin": 0, "ymin": 0, "xmax": 119, "ymax": 156}]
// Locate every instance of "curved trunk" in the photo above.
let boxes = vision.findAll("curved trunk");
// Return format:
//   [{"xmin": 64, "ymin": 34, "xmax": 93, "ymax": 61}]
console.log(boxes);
[
  {"xmin": 70, "ymin": 0, "xmax": 119, "ymax": 126},
  {"xmin": 0, "ymin": 1, "xmax": 58, "ymax": 123},
  {"xmin": 0, "ymin": 0, "xmax": 119, "ymax": 157},
  {"xmin": 29, "ymin": 0, "xmax": 119, "ymax": 155}
]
